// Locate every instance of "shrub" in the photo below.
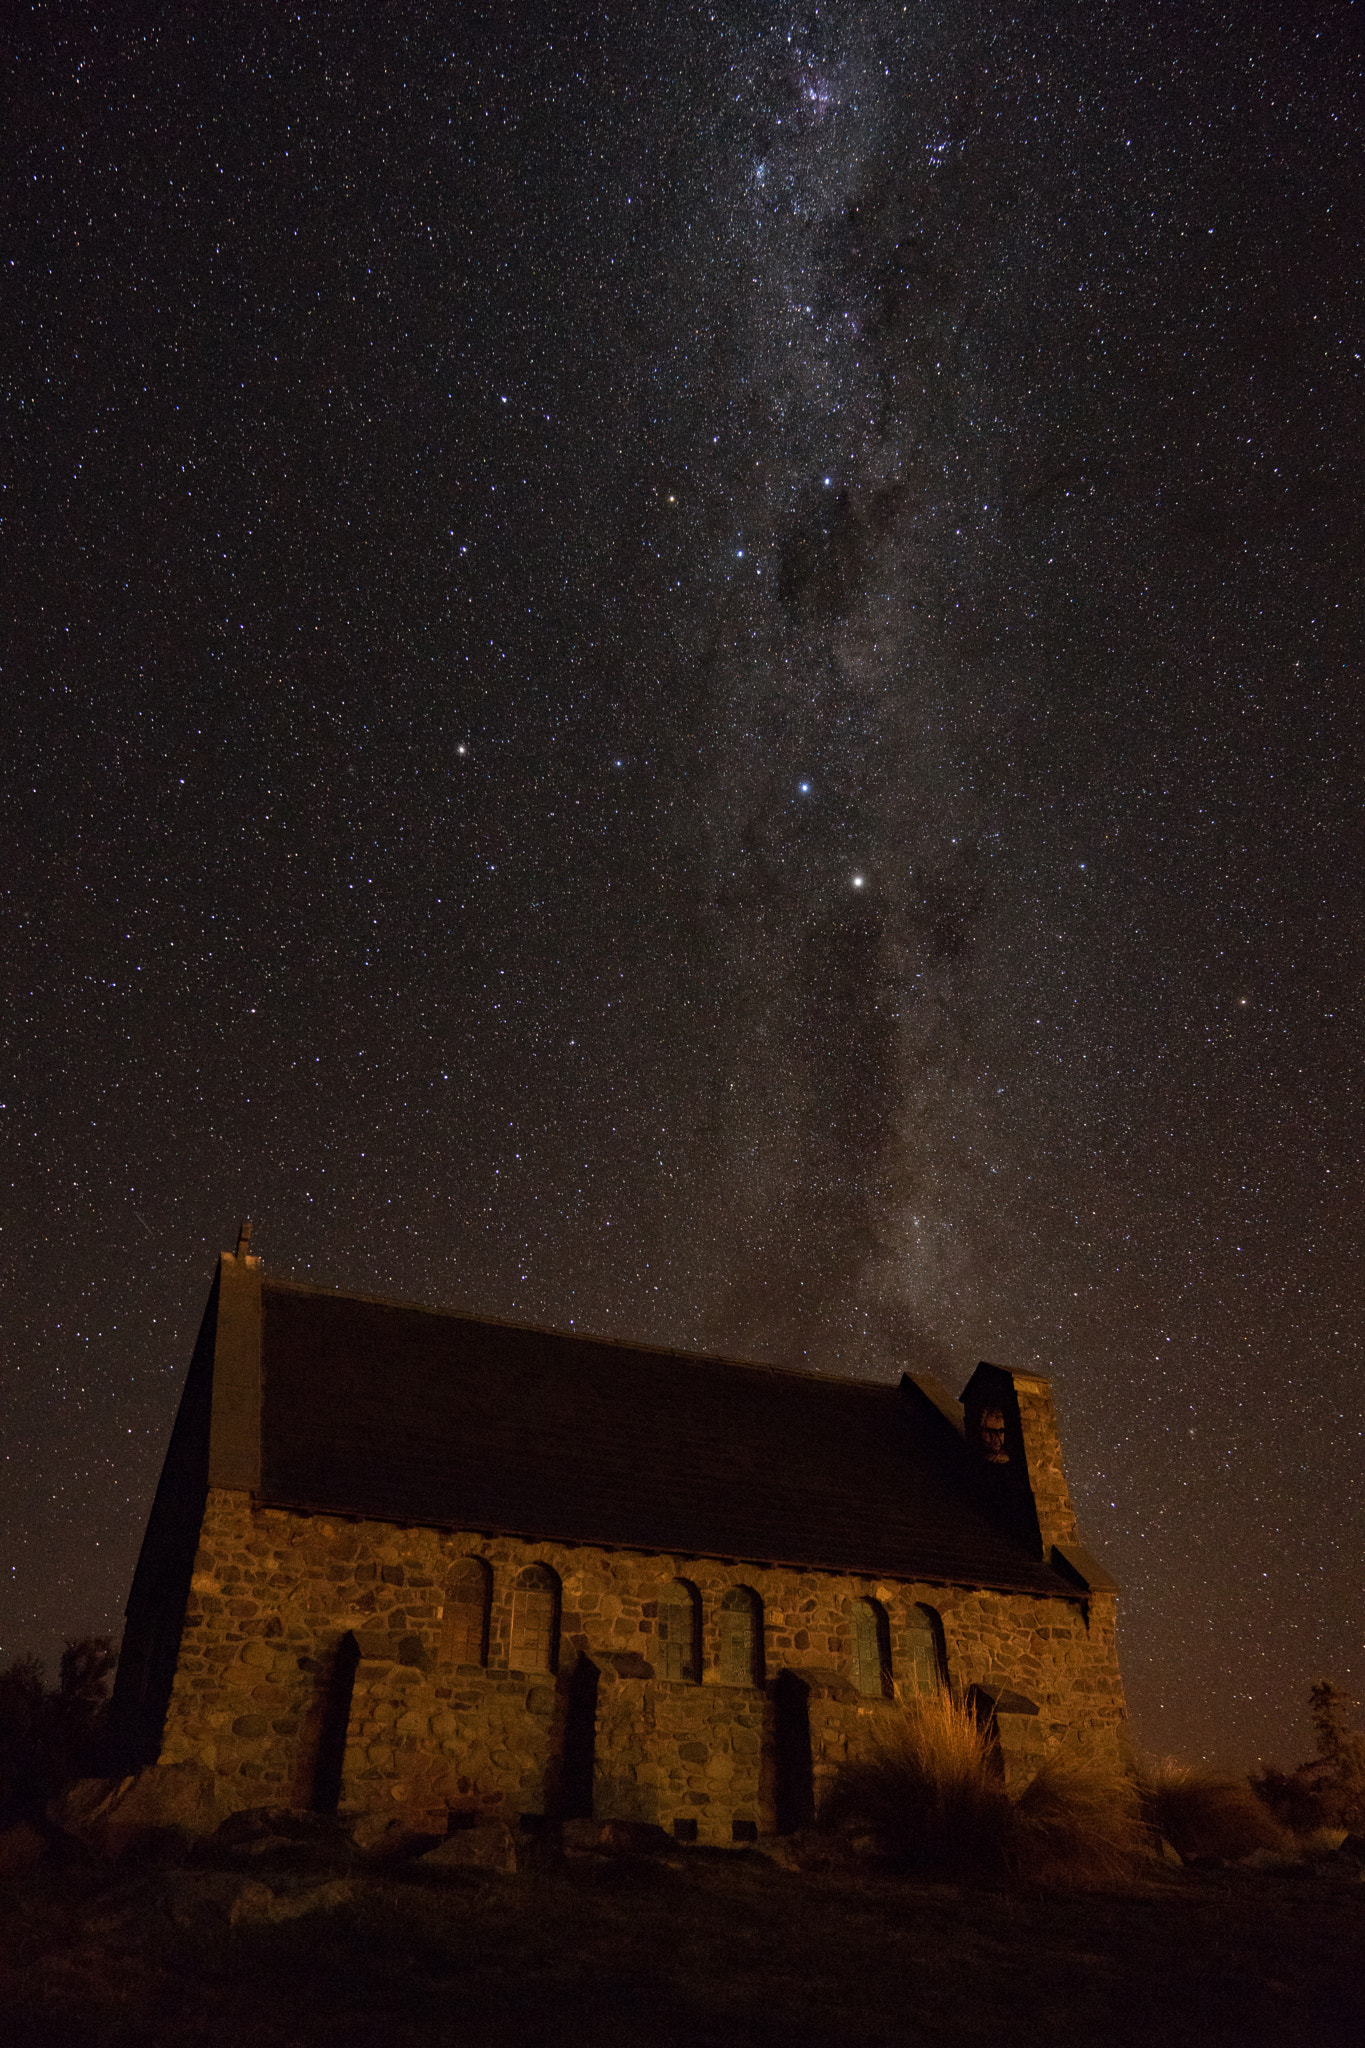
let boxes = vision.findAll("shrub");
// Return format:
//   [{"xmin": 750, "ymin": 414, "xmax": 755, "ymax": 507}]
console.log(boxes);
[
  {"xmin": 1139, "ymin": 1758, "xmax": 1288, "ymax": 1863},
  {"xmin": 1008, "ymin": 1754, "xmax": 1146, "ymax": 1887},
  {"xmin": 823, "ymin": 1692, "xmax": 1145, "ymax": 1886},
  {"xmin": 822, "ymin": 1689, "xmax": 1010, "ymax": 1877},
  {"xmin": 1250, "ymin": 1761, "xmax": 1337, "ymax": 1835},
  {"xmin": 0, "ymin": 1636, "xmax": 116, "ymax": 1823},
  {"xmin": 1251, "ymin": 1683, "xmax": 1365, "ymax": 1836}
]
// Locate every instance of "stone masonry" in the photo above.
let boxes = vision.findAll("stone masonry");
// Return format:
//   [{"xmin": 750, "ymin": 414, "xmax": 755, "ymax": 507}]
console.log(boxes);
[
  {"xmin": 157, "ymin": 1486, "xmax": 1125, "ymax": 1838},
  {"xmin": 110, "ymin": 1248, "xmax": 1129, "ymax": 1838}
]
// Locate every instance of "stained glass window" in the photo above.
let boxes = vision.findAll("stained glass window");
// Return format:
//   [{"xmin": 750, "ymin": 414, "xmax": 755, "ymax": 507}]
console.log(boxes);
[
  {"xmin": 440, "ymin": 1557, "xmax": 491, "ymax": 1667},
  {"xmin": 719, "ymin": 1586, "xmax": 762, "ymax": 1687},
  {"xmin": 851, "ymin": 1597, "xmax": 892, "ymax": 1698},
  {"xmin": 906, "ymin": 1605, "xmax": 945, "ymax": 1695},
  {"xmin": 658, "ymin": 1579, "xmax": 700, "ymax": 1682},
  {"xmin": 510, "ymin": 1563, "xmax": 560, "ymax": 1673}
]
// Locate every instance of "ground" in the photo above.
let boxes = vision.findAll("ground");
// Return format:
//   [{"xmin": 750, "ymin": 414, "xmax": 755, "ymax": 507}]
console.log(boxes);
[{"xmin": 2, "ymin": 1836, "xmax": 1362, "ymax": 2047}]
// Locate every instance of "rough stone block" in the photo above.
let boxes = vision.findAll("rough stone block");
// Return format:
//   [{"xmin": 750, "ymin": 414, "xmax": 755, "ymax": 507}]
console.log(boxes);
[
  {"xmin": 48, "ymin": 1762, "xmax": 228, "ymax": 1857},
  {"xmin": 229, "ymin": 1877, "xmax": 355, "ymax": 1924},
  {"xmin": 418, "ymin": 1821, "xmax": 517, "ymax": 1873}
]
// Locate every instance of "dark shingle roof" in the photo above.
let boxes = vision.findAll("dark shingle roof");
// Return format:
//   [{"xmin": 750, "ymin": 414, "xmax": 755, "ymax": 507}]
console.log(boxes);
[{"xmin": 257, "ymin": 1279, "xmax": 1075, "ymax": 1597}]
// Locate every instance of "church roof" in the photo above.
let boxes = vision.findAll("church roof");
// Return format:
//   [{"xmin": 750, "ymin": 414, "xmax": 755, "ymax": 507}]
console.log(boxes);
[{"xmin": 252, "ymin": 1277, "xmax": 1078, "ymax": 1598}]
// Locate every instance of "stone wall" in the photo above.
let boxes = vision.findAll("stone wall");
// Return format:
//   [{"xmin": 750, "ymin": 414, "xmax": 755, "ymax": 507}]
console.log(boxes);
[
  {"xmin": 1011, "ymin": 1373, "xmax": 1082, "ymax": 1554},
  {"xmin": 156, "ymin": 1486, "xmax": 1126, "ymax": 1838}
]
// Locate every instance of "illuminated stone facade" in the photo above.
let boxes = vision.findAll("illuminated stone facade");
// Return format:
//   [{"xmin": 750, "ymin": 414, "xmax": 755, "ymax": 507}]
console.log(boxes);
[{"xmin": 112, "ymin": 1247, "xmax": 1127, "ymax": 1840}]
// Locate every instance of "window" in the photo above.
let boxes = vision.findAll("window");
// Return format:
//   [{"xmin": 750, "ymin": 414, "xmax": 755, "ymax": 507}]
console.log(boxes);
[
  {"xmin": 718, "ymin": 1586, "xmax": 762, "ymax": 1687},
  {"xmin": 658, "ymin": 1578, "xmax": 701, "ymax": 1682},
  {"xmin": 440, "ymin": 1557, "xmax": 491, "ymax": 1667},
  {"xmin": 851, "ymin": 1597, "xmax": 892, "ymax": 1699},
  {"xmin": 510, "ymin": 1563, "xmax": 560, "ymax": 1673},
  {"xmin": 905, "ymin": 1605, "xmax": 946, "ymax": 1695}
]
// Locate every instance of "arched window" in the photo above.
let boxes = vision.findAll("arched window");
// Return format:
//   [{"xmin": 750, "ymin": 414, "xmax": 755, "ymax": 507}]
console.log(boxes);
[
  {"xmin": 440, "ymin": 1556, "xmax": 492, "ymax": 1668},
  {"xmin": 905, "ymin": 1604, "xmax": 946, "ymax": 1695},
  {"xmin": 510, "ymin": 1563, "xmax": 560, "ymax": 1673},
  {"xmin": 850, "ymin": 1597, "xmax": 892, "ymax": 1699},
  {"xmin": 718, "ymin": 1586, "xmax": 763, "ymax": 1687},
  {"xmin": 657, "ymin": 1579, "xmax": 701, "ymax": 1683}
]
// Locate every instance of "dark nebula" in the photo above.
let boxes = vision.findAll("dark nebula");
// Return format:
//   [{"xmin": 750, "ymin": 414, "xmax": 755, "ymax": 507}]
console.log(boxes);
[{"xmin": 4, "ymin": 4, "xmax": 1362, "ymax": 1768}]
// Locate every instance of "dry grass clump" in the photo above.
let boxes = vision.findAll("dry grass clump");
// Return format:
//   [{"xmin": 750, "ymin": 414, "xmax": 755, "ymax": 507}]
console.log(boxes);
[
  {"xmin": 1007, "ymin": 1753, "xmax": 1146, "ymax": 1887},
  {"xmin": 823, "ymin": 1690, "xmax": 1009, "ymax": 1877},
  {"xmin": 1139, "ymin": 1758, "xmax": 1290, "ymax": 1864},
  {"xmin": 823, "ymin": 1691, "xmax": 1145, "ymax": 1886}
]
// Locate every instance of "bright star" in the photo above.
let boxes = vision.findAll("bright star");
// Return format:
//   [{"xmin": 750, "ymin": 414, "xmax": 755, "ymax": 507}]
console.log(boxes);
[
  {"xmin": 798, "ymin": 781, "xmax": 811, "ymax": 794},
  {"xmin": 851, "ymin": 874, "xmax": 866, "ymax": 889}
]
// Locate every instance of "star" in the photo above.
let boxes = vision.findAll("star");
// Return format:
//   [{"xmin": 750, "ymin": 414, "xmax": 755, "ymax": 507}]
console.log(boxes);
[{"xmin": 4, "ymin": 0, "xmax": 1354, "ymax": 1785}]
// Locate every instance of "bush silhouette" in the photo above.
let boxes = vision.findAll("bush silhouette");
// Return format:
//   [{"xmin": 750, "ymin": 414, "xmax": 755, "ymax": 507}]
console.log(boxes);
[
  {"xmin": 1252, "ymin": 1679, "xmax": 1365, "ymax": 1835},
  {"xmin": 0, "ymin": 1636, "xmax": 116, "ymax": 1823}
]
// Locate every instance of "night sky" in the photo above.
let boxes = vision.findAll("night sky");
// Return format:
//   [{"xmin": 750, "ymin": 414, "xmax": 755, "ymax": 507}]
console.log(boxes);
[{"xmin": 5, "ymin": 4, "xmax": 1362, "ymax": 1770}]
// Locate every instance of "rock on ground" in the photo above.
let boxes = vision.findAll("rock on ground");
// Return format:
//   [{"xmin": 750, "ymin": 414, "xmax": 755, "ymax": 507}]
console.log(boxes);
[
  {"xmin": 48, "ymin": 1763, "xmax": 227, "ymax": 1858},
  {"xmin": 0, "ymin": 1822, "xmax": 48, "ymax": 1878},
  {"xmin": 348, "ymin": 1811, "xmax": 444, "ymax": 1860},
  {"xmin": 227, "ymin": 1877, "xmax": 356, "ymax": 1926},
  {"xmin": 561, "ymin": 1818, "xmax": 671, "ymax": 1857},
  {"xmin": 416, "ymin": 1822, "xmax": 517, "ymax": 1873}
]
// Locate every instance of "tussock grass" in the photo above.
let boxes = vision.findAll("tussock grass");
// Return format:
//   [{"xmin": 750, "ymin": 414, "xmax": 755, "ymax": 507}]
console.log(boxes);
[
  {"xmin": 823, "ymin": 1691, "xmax": 1145, "ymax": 1886},
  {"xmin": 1139, "ymin": 1758, "xmax": 1290, "ymax": 1864},
  {"xmin": 823, "ymin": 1689, "xmax": 1009, "ymax": 1877},
  {"xmin": 1009, "ymin": 1753, "xmax": 1146, "ymax": 1887}
]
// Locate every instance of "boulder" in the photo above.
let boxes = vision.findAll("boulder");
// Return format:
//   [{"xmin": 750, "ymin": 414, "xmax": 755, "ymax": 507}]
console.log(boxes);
[
  {"xmin": 561, "ymin": 1817, "xmax": 671, "ymax": 1857},
  {"xmin": 160, "ymin": 1868, "xmax": 254, "ymax": 1928},
  {"xmin": 754, "ymin": 1836, "xmax": 802, "ymax": 1872},
  {"xmin": 214, "ymin": 1806, "xmax": 322, "ymax": 1847},
  {"xmin": 228, "ymin": 1876, "xmax": 355, "ymax": 1925},
  {"xmin": 48, "ymin": 1763, "xmax": 224, "ymax": 1858},
  {"xmin": 0, "ymin": 1821, "xmax": 48, "ymax": 1879},
  {"xmin": 209, "ymin": 1806, "xmax": 350, "ymax": 1866},
  {"xmin": 1239, "ymin": 1844, "xmax": 1301, "ymax": 1871},
  {"xmin": 417, "ymin": 1821, "xmax": 517, "ymax": 1874},
  {"xmin": 756, "ymin": 1828, "xmax": 879, "ymax": 1872},
  {"xmin": 348, "ymin": 1811, "xmax": 441, "ymax": 1861}
]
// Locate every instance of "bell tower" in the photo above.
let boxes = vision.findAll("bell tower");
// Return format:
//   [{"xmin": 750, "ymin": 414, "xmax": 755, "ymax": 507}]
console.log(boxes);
[{"xmin": 961, "ymin": 1361, "xmax": 1084, "ymax": 1563}]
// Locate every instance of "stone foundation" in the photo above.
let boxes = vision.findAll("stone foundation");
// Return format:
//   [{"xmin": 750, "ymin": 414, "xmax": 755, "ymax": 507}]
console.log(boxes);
[{"xmin": 154, "ymin": 1487, "xmax": 1126, "ymax": 1837}]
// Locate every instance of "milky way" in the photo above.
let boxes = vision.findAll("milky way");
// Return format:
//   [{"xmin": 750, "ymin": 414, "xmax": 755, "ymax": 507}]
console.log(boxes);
[{"xmin": 5, "ymin": 4, "xmax": 1362, "ymax": 1766}]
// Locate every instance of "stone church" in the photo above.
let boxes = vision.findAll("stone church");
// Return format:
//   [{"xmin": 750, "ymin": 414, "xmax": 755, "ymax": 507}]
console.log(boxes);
[{"xmin": 109, "ymin": 1230, "xmax": 1127, "ymax": 1843}]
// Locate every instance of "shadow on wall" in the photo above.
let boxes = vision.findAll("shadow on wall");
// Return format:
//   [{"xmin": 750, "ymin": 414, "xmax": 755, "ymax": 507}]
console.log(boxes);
[
  {"xmin": 297, "ymin": 1631, "xmax": 360, "ymax": 1814},
  {"xmin": 768, "ymin": 1670, "xmax": 815, "ymax": 1834},
  {"xmin": 554, "ymin": 1654, "xmax": 600, "ymax": 1821}
]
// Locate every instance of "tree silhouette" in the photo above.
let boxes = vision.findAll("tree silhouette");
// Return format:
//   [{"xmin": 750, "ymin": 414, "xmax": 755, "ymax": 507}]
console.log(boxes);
[{"xmin": 0, "ymin": 1636, "xmax": 117, "ymax": 1823}]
